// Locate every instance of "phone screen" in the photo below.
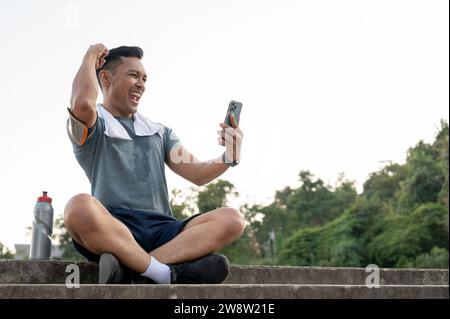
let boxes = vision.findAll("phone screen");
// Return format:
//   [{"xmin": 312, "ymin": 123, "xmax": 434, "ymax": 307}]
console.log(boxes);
[{"xmin": 225, "ymin": 100, "xmax": 243, "ymax": 126}]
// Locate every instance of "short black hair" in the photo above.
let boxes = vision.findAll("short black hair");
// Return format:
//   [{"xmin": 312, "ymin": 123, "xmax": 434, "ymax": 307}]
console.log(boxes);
[{"xmin": 96, "ymin": 46, "xmax": 144, "ymax": 88}]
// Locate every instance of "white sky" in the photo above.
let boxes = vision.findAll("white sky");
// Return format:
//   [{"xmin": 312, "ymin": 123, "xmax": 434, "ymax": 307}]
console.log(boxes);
[{"xmin": 0, "ymin": 0, "xmax": 448, "ymax": 251}]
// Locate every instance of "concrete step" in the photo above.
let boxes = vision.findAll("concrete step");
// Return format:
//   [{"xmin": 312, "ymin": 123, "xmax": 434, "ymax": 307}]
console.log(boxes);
[
  {"xmin": 0, "ymin": 260, "xmax": 448, "ymax": 285},
  {"xmin": 0, "ymin": 284, "xmax": 448, "ymax": 299},
  {"xmin": 225, "ymin": 265, "xmax": 449, "ymax": 285}
]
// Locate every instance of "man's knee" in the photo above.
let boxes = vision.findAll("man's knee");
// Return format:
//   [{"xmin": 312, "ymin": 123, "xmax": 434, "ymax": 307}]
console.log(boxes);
[
  {"xmin": 64, "ymin": 193, "xmax": 98, "ymax": 230},
  {"xmin": 218, "ymin": 207, "xmax": 246, "ymax": 239}
]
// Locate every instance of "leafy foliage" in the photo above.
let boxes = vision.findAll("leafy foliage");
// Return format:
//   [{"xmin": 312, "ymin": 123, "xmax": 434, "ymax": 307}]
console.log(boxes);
[
  {"xmin": 0, "ymin": 242, "xmax": 14, "ymax": 259},
  {"xmin": 270, "ymin": 120, "xmax": 448, "ymax": 268},
  {"xmin": 51, "ymin": 215, "xmax": 85, "ymax": 261},
  {"xmin": 368, "ymin": 203, "xmax": 448, "ymax": 267},
  {"xmin": 170, "ymin": 188, "xmax": 197, "ymax": 219},
  {"xmin": 197, "ymin": 179, "xmax": 238, "ymax": 213},
  {"xmin": 405, "ymin": 247, "xmax": 449, "ymax": 268},
  {"xmin": 280, "ymin": 210, "xmax": 365, "ymax": 266},
  {"xmin": 196, "ymin": 180, "xmax": 260, "ymax": 263}
]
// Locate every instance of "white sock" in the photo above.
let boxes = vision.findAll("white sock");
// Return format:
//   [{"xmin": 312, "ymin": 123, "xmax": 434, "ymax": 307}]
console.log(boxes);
[{"xmin": 140, "ymin": 256, "xmax": 171, "ymax": 284}]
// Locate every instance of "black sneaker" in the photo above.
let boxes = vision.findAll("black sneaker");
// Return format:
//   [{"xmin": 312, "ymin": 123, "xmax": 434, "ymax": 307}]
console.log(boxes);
[
  {"xmin": 99, "ymin": 253, "xmax": 133, "ymax": 284},
  {"xmin": 130, "ymin": 273, "xmax": 157, "ymax": 284},
  {"xmin": 170, "ymin": 253, "xmax": 230, "ymax": 284}
]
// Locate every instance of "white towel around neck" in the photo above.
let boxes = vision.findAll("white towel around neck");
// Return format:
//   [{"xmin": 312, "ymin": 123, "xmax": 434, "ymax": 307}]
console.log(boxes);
[{"xmin": 97, "ymin": 104, "xmax": 164, "ymax": 140}]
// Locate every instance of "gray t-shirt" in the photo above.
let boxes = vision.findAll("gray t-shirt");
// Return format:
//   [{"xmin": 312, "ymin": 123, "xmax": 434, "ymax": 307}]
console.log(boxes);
[{"xmin": 67, "ymin": 114, "xmax": 181, "ymax": 216}]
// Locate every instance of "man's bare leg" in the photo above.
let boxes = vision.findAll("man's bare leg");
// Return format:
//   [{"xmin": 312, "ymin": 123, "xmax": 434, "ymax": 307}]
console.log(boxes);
[
  {"xmin": 149, "ymin": 207, "xmax": 246, "ymax": 264},
  {"xmin": 64, "ymin": 194, "xmax": 151, "ymax": 273},
  {"xmin": 64, "ymin": 194, "xmax": 245, "ymax": 274}
]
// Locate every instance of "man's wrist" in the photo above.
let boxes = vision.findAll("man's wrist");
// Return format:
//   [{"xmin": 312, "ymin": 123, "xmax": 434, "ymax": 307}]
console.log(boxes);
[
  {"xmin": 83, "ymin": 51, "xmax": 97, "ymax": 65},
  {"xmin": 222, "ymin": 152, "xmax": 239, "ymax": 167}
]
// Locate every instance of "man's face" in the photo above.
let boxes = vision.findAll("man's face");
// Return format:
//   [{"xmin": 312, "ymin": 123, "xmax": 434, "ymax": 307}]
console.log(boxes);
[{"xmin": 103, "ymin": 56, "xmax": 147, "ymax": 116}]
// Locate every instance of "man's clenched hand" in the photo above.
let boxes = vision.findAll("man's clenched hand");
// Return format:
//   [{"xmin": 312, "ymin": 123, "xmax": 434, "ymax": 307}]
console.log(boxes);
[{"xmin": 85, "ymin": 43, "xmax": 109, "ymax": 69}]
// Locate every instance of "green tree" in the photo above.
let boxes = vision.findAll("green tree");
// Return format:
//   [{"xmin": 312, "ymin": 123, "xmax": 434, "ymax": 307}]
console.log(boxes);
[
  {"xmin": 250, "ymin": 172, "xmax": 358, "ymax": 263},
  {"xmin": 197, "ymin": 179, "xmax": 238, "ymax": 213},
  {"xmin": 51, "ymin": 215, "xmax": 84, "ymax": 261},
  {"xmin": 397, "ymin": 141, "xmax": 445, "ymax": 211},
  {"xmin": 279, "ymin": 208, "xmax": 365, "ymax": 267},
  {"xmin": 251, "ymin": 204, "xmax": 288, "ymax": 260},
  {"xmin": 170, "ymin": 188, "xmax": 197, "ymax": 220},
  {"xmin": 254, "ymin": 186, "xmax": 298, "ymax": 248},
  {"xmin": 362, "ymin": 162, "xmax": 407, "ymax": 210},
  {"xmin": 271, "ymin": 120, "xmax": 449, "ymax": 268},
  {"xmin": 434, "ymin": 120, "xmax": 449, "ymax": 232},
  {"xmin": 218, "ymin": 204, "xmax": 261, "ymax": 264},
  {"xmin": 287, "ymin": 171, "xmax": 337, "ymax": 227},
  {"xmin": 405, "ymin": 247, "xmax": 449, "ymax": 268},
  {"xmin": 0, "ymin": 241, "xmax": 14, "ymax": 259},
  {"xmin": 284, "ymin": 171, "xmax": 357, "ymax": 229},
  {"xmin": 195, "ymin": 179, "xmax": 259, "ymax": 264},
  {"xmin": 328, "ymin": 173, "xmax": 358, "ymax": 221},
  {"xmin": 368, "ymin": 203, "xmax": 448, "ymax": 268},
  {"xmin": 274, "ymin": 186, "xmax": 294, "ymax": 208}
]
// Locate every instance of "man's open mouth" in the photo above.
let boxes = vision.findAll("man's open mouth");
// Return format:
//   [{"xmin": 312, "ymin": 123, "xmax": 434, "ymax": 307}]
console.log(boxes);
[{"xmin": 129, "ymin": 90, "xmax": 142, "ymax": 104}]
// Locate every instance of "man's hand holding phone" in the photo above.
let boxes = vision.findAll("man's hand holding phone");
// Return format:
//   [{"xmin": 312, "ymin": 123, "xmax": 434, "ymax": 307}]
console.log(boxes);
[{"xmin": 217, "ymin": 103, "xmax": 244, "ymax": 166}]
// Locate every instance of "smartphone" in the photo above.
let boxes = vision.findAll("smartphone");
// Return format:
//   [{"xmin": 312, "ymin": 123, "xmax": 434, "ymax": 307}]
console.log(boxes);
[{"xmin": 225, "ymin": 100, "xmax": 243, "ymax": 126}]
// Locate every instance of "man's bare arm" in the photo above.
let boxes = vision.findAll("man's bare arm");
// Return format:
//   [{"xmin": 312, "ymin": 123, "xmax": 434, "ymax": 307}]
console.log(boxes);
[
  {"xmin": 70, "ymin": 43, "xmax": 109, "ymax": 128},
  {"xmin": 167, "ymin": 114, "xmax": 243, "ymax": 186},
  {"xmin": 167, "ymin": 146, "xmax": 229, "ymax": 186},
  {"xmin": 192, "ymin": 156, "xmax": 230, "ymax": 186}
]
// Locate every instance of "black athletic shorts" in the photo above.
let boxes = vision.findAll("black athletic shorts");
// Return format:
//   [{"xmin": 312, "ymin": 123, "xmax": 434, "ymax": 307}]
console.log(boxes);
[{"xmin": 72, "ymin": 207, "xmax": 201, "ymax": 262}]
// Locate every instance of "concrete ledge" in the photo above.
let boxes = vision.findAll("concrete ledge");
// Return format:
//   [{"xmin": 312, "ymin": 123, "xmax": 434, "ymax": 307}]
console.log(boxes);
[
  {"xmin": 0, "ymin": 284, "xmax": 448, "ymax": 299},
  {"xmin": 224, "ymin": 265, "xmax": 449, "ymax": 285},
  {"xmin": 0, "ymin": 260, "xmax": 97, "ymax": 284},
  {"xmin": 0, "ymin": 260, "xmax": 448, "ymax": 285}
]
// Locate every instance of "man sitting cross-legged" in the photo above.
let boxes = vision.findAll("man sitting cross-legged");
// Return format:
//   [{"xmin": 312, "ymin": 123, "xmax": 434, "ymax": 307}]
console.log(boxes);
[{"xmin": 65, "ymin": 44, "xmax": 245, "ymax": 284}]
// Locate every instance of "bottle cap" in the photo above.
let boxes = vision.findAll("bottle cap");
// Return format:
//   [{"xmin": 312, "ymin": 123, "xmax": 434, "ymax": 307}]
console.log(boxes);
[{"xmin": 37, "ymin": 191, "xmax": 52, "ymax": 203}]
